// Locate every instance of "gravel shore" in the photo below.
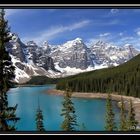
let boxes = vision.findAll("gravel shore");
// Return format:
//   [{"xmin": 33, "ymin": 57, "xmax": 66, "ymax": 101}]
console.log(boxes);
[{"xmin": 46, "ymin": 89, "xmax": 140, "ymax": 126}]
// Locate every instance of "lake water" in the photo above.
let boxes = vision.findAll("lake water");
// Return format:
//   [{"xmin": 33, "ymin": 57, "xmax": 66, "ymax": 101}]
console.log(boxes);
[{"xmin": 7, "ymin": 85, "xmax": 120, "ymax": 131}]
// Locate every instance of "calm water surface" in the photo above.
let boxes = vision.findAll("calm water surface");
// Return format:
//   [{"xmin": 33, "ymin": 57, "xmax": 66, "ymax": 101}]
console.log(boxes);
[{"xmin": 7, "ymin": 85, "xmax": 120, "ymax": 131}]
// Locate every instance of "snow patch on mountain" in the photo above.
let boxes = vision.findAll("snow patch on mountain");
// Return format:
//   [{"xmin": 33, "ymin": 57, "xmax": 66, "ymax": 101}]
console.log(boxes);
[
  {"xmin": 7, "ymin": 33, "xmax": 140, "ymax": 83},
  {"xmin": 10, "ymin": 55, "xmax": 30, "ymax": 83}
]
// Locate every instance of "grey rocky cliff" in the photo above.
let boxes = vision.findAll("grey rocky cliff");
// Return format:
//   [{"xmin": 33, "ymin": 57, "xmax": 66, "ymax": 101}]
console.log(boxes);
[
  {"xmin": 50, "ymin": 38, "xmax": 93, "ymax": 69},
  {"xmin": 6, "ymin": 33, "xmax": 26, "ymax": 62},
  {"xmin": 6, "ymin": 33, "xmax": 140, "ymax": 83}
]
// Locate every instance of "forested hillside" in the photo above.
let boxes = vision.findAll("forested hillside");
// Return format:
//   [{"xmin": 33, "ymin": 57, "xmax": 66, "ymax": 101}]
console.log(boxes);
[
  {"xmin": 25, "ymin": 76, "xmax": 60, "ymax": 85},
  {"xmin": 56, "ymin": 54, "xmax": 140, "ymax": 97}
]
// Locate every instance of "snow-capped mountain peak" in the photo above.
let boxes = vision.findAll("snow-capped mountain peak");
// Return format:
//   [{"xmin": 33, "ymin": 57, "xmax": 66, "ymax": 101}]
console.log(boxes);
[
  {"xmin": 95, "ymin": 40, "xmax": 107, "ymax": 46},
  {"xmin": 42, "ymin": 41, "xmax": 51, "ymax": 51},
  {"xmin": 26, "ymin": 41, "xmax": 37, "ymax": 46},
  {"xmin": 43, "ymin": 41, "xmax": 48, "ymax": 45},
  {"xmin": 93, "ymin": 40, "xmax": 117, "ymax": 50},
  {"xmin": 74, "ymin": 37, "xmax": 83, "ymax": 42},
  {"xmin": 10, "ymin": 33, "xmax": 20, "ymax": 42},
  {"xmin": 124, "ymin": 43, "xmax": 132, "ymax": 47},
  {"xmin": 63, "ymin": 38, "xmax": 84, "ymax": 47},
  {"xmin": 6, "ymin": 33, "xmax": 140, "ymax": 83}
]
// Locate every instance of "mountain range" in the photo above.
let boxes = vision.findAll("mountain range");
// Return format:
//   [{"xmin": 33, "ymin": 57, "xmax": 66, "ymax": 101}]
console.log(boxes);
[
  {"xmin": 56, "ymin": 52, "xmax": 140, "ymax": 98},
  {"xmin": 6, "ymin": 33, "xmax": 140, "ymax": 83}
]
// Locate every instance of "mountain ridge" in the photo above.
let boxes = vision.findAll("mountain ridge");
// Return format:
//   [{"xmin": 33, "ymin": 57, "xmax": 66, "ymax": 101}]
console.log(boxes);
[
  {"xmin": 56, "ymin": 53, "xmax": 140, "ymax": 98},
  {"xmin": 6, "ymin": 33, "xmax": 140, "ymax": 83}
]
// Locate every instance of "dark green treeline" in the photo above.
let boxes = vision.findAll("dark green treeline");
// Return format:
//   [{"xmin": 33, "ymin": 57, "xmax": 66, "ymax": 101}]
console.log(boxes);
[{"xmin": 56, "ymin": 54, "xmax": 140, "ymax": 98}]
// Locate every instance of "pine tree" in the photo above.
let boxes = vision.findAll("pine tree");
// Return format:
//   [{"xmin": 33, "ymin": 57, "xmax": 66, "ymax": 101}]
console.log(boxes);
[
  {"xmin": 127, "ymin": 99, "xmax": 138, "ymax": 131},
  {"xmin": 105, "ymin": 93, "xmax": 117, "ymax": 131},
  {"xmin": 35, "ymin": 98, "xmax": 45, "ymax": 131},
  {"xmin": 61, "ymin": 86, "xmax": 77, "ymax": 131},
  {"xmin": 0, "ymin": 9, "xmax": 20, "ymax": 131},
  {"xmin": 119, "ymin": 97, "xmax": 128, "ymax": 131}
]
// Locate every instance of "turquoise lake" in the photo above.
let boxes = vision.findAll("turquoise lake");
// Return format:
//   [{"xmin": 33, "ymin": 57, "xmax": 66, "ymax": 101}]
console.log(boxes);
[{"xmin": 7, "ymin": 85, "xmax": 120, "ymax": 131}]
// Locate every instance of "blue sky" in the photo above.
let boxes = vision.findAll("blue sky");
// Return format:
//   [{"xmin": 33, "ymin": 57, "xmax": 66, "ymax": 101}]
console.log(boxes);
[{"xmin": 5, "ymin": 9, "xmax": 140, "ymax": 49}]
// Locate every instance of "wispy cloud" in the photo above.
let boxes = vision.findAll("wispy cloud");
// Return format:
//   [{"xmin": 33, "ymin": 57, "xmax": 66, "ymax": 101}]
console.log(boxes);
[
  {"xmin": 99, "ymin": 32, "xmax": 110, "ymax": 37},
  {"xmin": 135, "ymin": 28, "xmax": 140, "ymax": 36},
  {"xmin": 92, "ymin": 19, "xmax": 121, "ymax": 26},
  {"xmin": 22, "ymin": 20, "xmax": 91, "ymax": 44},
  {"xmin": 110, "ymin": 32, "xmax": 140, "ymax": 49},
  {"xmin": 120, "ymin": 36, "xmax": 134, "ymax": 41},
  {"xmin": 85, "ymin": 33, "xmax": 112, "ymax": 47},
  {"xmin": 102, "ymin": 9, "xmax": 120, "ymax": 18},
  {"xmin": 119, "ymin": 32, "xmax": 123, "ymax": 36},
  {"xmin": 110, "ymin": 9, "xmax": 119, "ymax": 14},
  {"xmin": 119, "ymin": 36, "xmax": 140, "ymax": 50},
  {"xmin": 84, "ymin": 28, "xmax": 140, "ymax": 50},
  {"xmin": 86, "ymin": 31, "xmax": 138, "ymax": 48}
]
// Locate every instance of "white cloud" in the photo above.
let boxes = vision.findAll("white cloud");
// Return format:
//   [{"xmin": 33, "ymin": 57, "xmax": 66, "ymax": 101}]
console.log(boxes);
[
  {"xmin": 113, "ymin": 35, "xmax": 140, "ymax": 50},
  {"xmin": 92, "ymin": 19, "xmax": 121, "ymax": 26},
  {"xmin": 86, "ymin": 33, "xmax": 140, "ymax": 50},
  {"xmin": 96, "ymin": 19, "xmax": 121, "ymax": 26},
  {"xmin": 137, "ymin": 32, "xmax": 140, "ymax": 36},
  {"xmin": 85, "ymin": 33, "xmax": 112, "ymax": 47},
  {"xmin": 99, "ymin": 33, "xmax": 110, "ymax": 37},
  {"xmin": 86, "ymin": 28, "xmax": 140, "ymax": 50},
  {"xmin": 22, "ymin": 20, "xmax": 91, "ymax": 44},
  {"xmin": 119, "ymin": 32, "xmax": 123, "ymax": 36},
  {"xmin": 135, "ymin": 28, "xmax": 140, "ymax": 36},
  {"xmin": 120, "ymin": 36, "xmax": 134, "ymax": 41},
  {"xmin": 120, "ymin": 37, "xmax": 140, "ymax": 50},
  {"xmin": 110, "ymin": 9, "xmax": 119, "ymax": 14}
]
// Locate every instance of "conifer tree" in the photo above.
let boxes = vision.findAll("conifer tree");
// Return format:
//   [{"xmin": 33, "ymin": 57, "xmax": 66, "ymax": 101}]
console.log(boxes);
[
  {"xmin": 61, "ymin": 86, "xmax": 77, "ymax": 131},
  {"xmin": 105, "ymin": 93, "xmax": 117, "ymax": 131},
  {"xmin": 127, "ymin": 99, "xmax": 138, "ymax": 131},
  {"xmin": 35, "ymin": 98, "xmax": 45, "ymax": 131},
  {"xmin": 0, "ymin": 9, "xmax": 19, "ymax": 131},
  {"xmin": 119, "ymin": 97, "xmax": 128, "ymax": 131}
]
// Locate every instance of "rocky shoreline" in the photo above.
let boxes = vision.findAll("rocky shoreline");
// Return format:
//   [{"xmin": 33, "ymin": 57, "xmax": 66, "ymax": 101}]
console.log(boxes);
[{"xmin": 46, "ymin": 89, "xmax": 140, "ymax": 126}]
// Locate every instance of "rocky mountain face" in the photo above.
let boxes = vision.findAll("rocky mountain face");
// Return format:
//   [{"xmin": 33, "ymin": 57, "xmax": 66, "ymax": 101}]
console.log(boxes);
[
  {"xmin": 50, "ymin": 38, "xmax": 91, "ymax": 69},
  {"xmin": 6, "ymin": 33, "xmax": 60, "ymax": 83},
  {"xmin": 6, "ymin": 33, "xmax": 140, "ymax": 83},
  {"xmin": 48, "ymin": 38, "xmax": 140, "ymax": 73}
]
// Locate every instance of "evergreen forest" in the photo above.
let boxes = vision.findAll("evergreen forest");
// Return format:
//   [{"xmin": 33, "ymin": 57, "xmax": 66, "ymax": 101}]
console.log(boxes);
[{"xmin": 56, "ymin": 54, "xmax": 140, "ymax": 98}]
